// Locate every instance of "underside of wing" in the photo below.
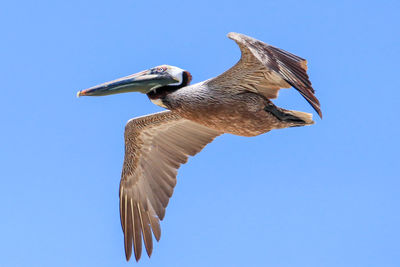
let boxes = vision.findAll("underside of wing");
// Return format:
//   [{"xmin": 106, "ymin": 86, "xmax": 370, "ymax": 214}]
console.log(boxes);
[
  {"xmin": 207, "ymin": 32, "xmax": 322, "ymax": 118},
  {"xmin": 119, "ymin": 111, "xmax": 221, "ymax": 261}
]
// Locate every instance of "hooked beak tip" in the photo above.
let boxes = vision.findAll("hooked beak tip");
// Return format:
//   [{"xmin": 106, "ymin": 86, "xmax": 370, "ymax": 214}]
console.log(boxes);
[{"xmin": 76, "ymin": 90, "xmax": 84, "ymax": 98}]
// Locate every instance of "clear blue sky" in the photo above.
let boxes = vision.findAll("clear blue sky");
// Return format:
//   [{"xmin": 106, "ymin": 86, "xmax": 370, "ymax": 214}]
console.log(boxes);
[{"xmin": 1, "ymin": 0, "xmax": 399, "ymax": 266}]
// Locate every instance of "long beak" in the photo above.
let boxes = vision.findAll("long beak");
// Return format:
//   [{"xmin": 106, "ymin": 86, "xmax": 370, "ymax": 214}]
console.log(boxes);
[{"xmin": 77, "ymin": 69, "xmax": 179, "ymax": 97}]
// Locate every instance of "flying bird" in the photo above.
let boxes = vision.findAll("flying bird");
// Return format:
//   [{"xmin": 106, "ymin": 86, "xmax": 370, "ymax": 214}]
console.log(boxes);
[{"xmin": 77, "ymin": 32, "xmax": 322, "ymax": 261}]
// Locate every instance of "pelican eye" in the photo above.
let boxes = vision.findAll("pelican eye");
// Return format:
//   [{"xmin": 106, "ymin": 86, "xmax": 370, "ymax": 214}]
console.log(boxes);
[{"xmin": 150, "ymin": 66, "xmax": 167, "ymax": 74}]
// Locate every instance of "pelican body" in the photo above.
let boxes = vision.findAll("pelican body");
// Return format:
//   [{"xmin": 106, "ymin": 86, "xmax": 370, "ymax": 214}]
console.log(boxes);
[
  {"xmin": 78, "ymin": 32, "xmax": 322, "ymax": 261},
  {"xmin": 153, "ymin": 80, "xmax": 311, "ymax": 136}
]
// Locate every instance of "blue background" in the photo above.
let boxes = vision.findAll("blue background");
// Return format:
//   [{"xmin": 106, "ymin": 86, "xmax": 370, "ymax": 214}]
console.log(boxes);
[{"xmin": 1, "ymin": 0, "xmax": 399, "ymax": 266}]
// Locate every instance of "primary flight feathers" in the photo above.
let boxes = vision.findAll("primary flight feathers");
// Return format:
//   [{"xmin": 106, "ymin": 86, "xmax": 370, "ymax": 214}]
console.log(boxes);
[{"xmin": 78, "ymin": 32, "xmax": 321, "ymax": 261}]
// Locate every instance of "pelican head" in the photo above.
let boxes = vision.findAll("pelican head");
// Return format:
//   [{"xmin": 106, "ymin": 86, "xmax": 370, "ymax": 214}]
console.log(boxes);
[{"xmin": 77, "ymin": 65, "xmax": 191, "ymax": 97}]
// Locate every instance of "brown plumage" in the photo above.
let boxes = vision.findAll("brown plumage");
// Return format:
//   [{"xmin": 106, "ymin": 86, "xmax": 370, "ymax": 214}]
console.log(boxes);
[
  {"xmin": 120, "ymin": 111, "xmax": 220, "ymax": 261},
  {"xmin": 122, "ymin": 33, "xmax": 321, "ymax": 261},
  {"xmin": 206, "ymin": 33, "xmax": 321, "ymax": 118},
  {"xmin": 78, "ymin": 32, "xmax": 322, "ymax": 261}
]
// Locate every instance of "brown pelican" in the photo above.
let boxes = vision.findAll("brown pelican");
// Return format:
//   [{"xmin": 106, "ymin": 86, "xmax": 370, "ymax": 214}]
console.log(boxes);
[{"xmin": 77, "ymin": 32, "xmax": 322, "ymax": 261}]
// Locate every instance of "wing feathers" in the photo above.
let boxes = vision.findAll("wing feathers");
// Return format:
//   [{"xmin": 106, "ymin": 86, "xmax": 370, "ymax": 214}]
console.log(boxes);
[
  {"xmin": 267, "ymin": 46, "xmax": 322, "ymax": 117},
  {"xmin": 131, "ymin": 198, "xmax": 142, "ymax": 261},
  {"xmin": 138, "ymin": 203, "xmax": 153, "ymax": 257},
  {"xmin": 209, "ymin": 32, "xmax": 322, "ymax": 118},
  {"xmin": 147, "ymin": 206, "xmax": 161, "ymax": 241},
  {"xmin": 123, "ymin": 193, "xmax": 133, "ymax": 261},
  {"xmin": 120, "ymin": 111, "xmax": 220, "ymax": 261}
]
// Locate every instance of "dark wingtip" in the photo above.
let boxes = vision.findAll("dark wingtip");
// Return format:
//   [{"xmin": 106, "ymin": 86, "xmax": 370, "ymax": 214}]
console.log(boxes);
[
  {"xmin": 308, "ymin": 95, "xmax": 322, "ymax": 119},
  {"xmin": 317, "ymin": 109, "xmax": 323, "ymax": 119},
  {"xmin": 124, "ymin": 236, "xmax": 132, "ymax": 261},
  {"xmin": 307, "ymin": 96, "xmax": 322, "ymax": 119},
  {"xmin": 125, "ymin": 248, "xmax": 132, "ymax": 262},
  {"xmin": 134, "ymin": 252, "xmax": 141, "ymax": 262},
  {"xmin": 309, "ymin": 99, "xmax": 322, "ymax": 119},
  {"xmin": 286, "ymin": 81, "xmax": 322, "ymax": 119}
]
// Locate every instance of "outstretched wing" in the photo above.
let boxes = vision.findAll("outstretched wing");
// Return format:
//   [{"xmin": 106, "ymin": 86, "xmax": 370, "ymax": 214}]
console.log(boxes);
[
  {"xmin": 207, "ymin": 32, "xmax": 322, "ymax": 118},
  {"xmin": 120, "ymin": 110, "xmax": 220, "ymax": 261}
]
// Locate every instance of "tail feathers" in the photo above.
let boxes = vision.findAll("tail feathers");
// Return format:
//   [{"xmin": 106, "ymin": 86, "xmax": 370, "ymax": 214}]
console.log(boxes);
[{"xmin": 284, "ymin": 110, "xmax": 314, "ymax": 125}]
